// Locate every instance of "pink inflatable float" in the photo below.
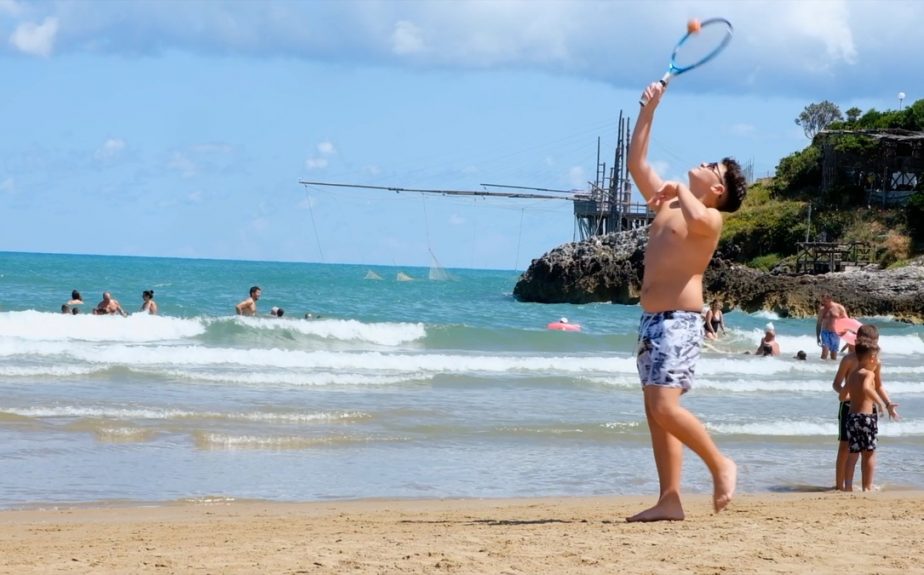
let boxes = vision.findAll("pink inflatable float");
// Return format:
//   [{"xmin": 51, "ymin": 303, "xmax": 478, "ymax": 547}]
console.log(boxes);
[
  {"xmin": 834, "ymin": 316, "xmax": 863, "ymax": 346},
  {"xmin": 547, "ymin": 317, "xmax": 581, "ymax": 332}
]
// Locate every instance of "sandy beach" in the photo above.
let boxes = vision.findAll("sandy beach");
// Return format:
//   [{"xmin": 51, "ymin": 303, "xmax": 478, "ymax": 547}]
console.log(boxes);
[{"xmin": 1, "ymin": 491, "xmax": 922, "ymax": 575}]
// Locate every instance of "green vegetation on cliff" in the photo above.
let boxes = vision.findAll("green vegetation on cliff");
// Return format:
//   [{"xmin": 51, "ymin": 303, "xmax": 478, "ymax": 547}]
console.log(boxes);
[{"xmin": 720, "ymin": 99, "xmax": 924, "ymax": 270}]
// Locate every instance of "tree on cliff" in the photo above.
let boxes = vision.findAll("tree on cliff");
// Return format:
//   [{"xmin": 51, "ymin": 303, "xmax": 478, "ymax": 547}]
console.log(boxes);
[{"xmin": 795, "ymin": 100, "xmax": 843, "ymax": 139}]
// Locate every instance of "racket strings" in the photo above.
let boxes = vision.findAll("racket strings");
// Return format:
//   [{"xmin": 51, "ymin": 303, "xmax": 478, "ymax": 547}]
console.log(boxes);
[{"xmin": 672, "ymin": 21, "xmax": 732, "ymax": 71}]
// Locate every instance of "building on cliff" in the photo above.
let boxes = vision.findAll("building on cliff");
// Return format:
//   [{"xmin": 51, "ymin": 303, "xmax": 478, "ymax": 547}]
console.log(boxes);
[{"xmin": 816, "ymin": 128, "xmax": 924, "ymax": 207}]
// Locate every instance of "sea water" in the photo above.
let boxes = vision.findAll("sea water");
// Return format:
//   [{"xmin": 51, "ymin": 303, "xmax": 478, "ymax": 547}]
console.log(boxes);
[{"xmin": 0, "ymin": 251, "xmax": 921, "ymax": 508}]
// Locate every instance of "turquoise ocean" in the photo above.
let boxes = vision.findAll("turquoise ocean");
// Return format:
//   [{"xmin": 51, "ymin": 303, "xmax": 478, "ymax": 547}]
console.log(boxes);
[{"xmin": 0, "ymin": 251, "xmax": 922, "ymax": 508}]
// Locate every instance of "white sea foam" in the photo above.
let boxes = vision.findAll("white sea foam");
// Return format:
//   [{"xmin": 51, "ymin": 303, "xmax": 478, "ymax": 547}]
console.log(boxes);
[
  {"xmin": 714, "ymin": 326, "xmax": 924, "ymax": 356},
  {"xmin": 231, "ymin": 316, "xmax": 426, "ymax": 346},
  {"xmin": 709, "ymin": 419, "xmax": 924, "ymax": 437},
  {"xmin": 0, "ymin": 310, "xmax": 206, "ymax": 342},
  {"xmin": 775, "ymin": 334, "xmax": 924, "ymax": 356},
  {"xmin": 193, "ymin": 433, "xmax": 397, "ymax": 450},
  {"xmin": 751, "ymin": 310, "xmax": 780, "ymax": 320},
  {"xmin": 158, "ymin": 368, "xmax": 432, "ymax": 387},
  {"xmin": 704, "ymin": 332, "xmax": 924, "ymax": 357},
  {"xmin": 0, "ymin": 405, "xmax": 369, "ymax": 423},
  {"xmin": 2, "ymin": 336, "xmax": 921, "ymax": 389},
  {"xmin": 0, "ymin": 311, "xmax": 426, "ymax": 346},
  {"xmin": 695, "ymin": 378, "xmax": 841, "ymax": 393},
  {"xmin": 0, "ymin": 340, "xmax": 635, "ymax": 375},
  {"xmin": 585, "ymin": 375, "xmax": 924, "ymax": 395},
  {"xmin": 0, "ymin": 365, "xmax": 102, "ymax": 377}
]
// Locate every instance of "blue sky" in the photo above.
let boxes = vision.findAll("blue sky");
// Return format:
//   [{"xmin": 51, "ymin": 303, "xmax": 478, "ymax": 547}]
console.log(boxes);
[{"xmin": 1, "ymin": 0, "xmax": 921, "ymax": 270}]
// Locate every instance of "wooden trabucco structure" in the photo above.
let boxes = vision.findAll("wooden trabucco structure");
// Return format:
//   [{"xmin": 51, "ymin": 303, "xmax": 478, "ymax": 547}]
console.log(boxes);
[
  {"xmin": 817, "ymin": 129, "xmax": 924, "ymax": 206},
  {"xmin": 794, "ymin": 241, "xmax": 875, "ymax": 274},
  {"xmin": 572, "ymin": 111, "xmax": 654, "ymax": 240}
]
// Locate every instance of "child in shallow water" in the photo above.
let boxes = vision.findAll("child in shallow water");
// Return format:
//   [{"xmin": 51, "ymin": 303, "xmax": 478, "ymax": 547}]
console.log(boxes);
[
  {"xmin": 831, "ymin": 324, "xmax": 899, "ymax": 491},
  {"xmin": 839, "ymin": 341, "xmax": 883, "ymax": 491}
]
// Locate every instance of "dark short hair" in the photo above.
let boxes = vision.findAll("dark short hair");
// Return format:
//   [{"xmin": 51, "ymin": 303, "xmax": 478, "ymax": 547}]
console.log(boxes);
[
  {"xmin": 72, "ymin": 289, "xmax": 81, "ymax": 300},
  {"xmin": 856, "ymin": 324, "xmax": 879, "ymax": 341},
  {"xmin": 855, "ymin": 340, "xmax": 879, "ymax": 361},
  {"xmin": 249, "ymin": 286, "xmax": 261, "ymax": 297},
  {"xmin": 718, "ymin": 157, "xmax": 747, "ymax": 213},
  {"xmin": 143, "ymin": 290, "xmax": 154, "ymax": 299}
]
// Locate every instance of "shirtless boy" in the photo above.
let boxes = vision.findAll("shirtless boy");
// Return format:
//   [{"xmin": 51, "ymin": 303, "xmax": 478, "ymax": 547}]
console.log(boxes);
[
  {"xmin": 816, "ymin": 294, "xmax": 847, "ymax": 360},
  {"xmin": 626, "ymin": 81, "xmax": 747, "ymax": 522},
  {"xmin": 831, "ymin": 324, "xmax": 899, "ymax": 491},
  {"xmin": 838, "ymin": 340, "xmax": 887, "ymax": 491},
  {"xmin": 235, "ymin": 286, "xmax": 261, "ymax": 316}
]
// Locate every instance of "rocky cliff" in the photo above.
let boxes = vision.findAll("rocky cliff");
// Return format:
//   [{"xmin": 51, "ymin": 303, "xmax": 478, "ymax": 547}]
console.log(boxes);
[{"xmin": 513, "ymin": 227, "xmax": 924, "ymax": 323}]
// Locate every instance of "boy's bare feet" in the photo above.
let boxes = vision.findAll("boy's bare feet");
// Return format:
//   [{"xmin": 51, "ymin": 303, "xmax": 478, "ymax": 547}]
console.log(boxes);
[
  {"xmin": 713, "ymin": 457, "xmax": 737, "ymax": 513},
  {"xmin": 626, "ymin": 494, "xmax": 685, "ymax": 522}
]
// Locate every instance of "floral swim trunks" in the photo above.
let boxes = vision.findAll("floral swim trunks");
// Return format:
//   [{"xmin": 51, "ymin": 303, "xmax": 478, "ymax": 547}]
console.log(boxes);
[
  {"xmin": 846, "ymin": 412, "xmax": 878, "ymax": 453},
  {"xmin": 636, "ymin": 310, "xmax": 703, "ymax": 392}
]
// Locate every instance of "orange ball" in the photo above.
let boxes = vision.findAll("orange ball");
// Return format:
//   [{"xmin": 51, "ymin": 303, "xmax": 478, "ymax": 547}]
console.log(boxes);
[{"xmin": 687, "ymin": 18, "xmax": 701, "ymax": 34}]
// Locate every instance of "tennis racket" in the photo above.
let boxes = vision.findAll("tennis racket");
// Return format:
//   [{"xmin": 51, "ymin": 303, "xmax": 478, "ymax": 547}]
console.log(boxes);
[{"xmin": 639, "ymin": 17, "xmax": 733, "ymax": 107}]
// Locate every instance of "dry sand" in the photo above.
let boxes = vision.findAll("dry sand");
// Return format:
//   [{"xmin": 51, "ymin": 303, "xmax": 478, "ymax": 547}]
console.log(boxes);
[{"xmin": 1, "ymin": 491, "xmax": 922, "ymax": 574}]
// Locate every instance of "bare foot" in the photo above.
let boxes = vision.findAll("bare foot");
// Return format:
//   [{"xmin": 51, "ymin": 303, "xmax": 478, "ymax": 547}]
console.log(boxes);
[
  {"xmin": 626, "ymin": 496, "xmax": 685, "ymax": 522},
  {"xmin": 713, "ymin": 457, "xmax": 737, "ymax": 513}
]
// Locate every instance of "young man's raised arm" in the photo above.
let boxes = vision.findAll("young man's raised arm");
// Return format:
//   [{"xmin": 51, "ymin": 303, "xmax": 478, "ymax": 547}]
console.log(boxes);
[{"xmin": 628, "ymin": 83, "xmax": 666, "ymax": 205}]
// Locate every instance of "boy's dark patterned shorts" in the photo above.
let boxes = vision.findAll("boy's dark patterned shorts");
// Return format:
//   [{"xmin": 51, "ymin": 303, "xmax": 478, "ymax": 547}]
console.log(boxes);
[{"xmin": 846, "ymin": 412, "xmax": 878, "ymax": 453}]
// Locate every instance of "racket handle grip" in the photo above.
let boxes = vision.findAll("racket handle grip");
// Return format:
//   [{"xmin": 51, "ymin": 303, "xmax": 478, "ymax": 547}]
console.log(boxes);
[{"xmin": 638, "ymin": 75, "xmax": 672, "ymax": 107}]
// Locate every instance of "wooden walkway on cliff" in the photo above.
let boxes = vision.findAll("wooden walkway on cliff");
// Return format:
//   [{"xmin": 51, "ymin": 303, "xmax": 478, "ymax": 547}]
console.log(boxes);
[{"xmin": 794, "ymin": 241, "xmax": 875, "ymax": 274}]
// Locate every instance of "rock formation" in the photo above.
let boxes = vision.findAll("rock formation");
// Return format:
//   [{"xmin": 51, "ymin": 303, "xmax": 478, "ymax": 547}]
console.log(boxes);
[{"xmin": 513, "ymin": 227, "xmax": 924, "ymax": 324}]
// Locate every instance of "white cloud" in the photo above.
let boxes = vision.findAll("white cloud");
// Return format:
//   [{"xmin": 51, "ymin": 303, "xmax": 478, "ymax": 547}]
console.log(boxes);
[
  {"xmin": 392, "ymin": 20, "xmax": 424, "ymax": 55},
  {"xmin": 187, "ymin": 190, "xmax": 203, "ymax": 204},
  {"xmin": 784, "ymin": 1, "xmax": 857, "ymax": 65},
  {"xmin": 297, "ymin": 196, "xmax": 316, "ymax": 210},
  {"xmin": 0, "ymin": 0, "xmax": 22, "ymax": 16},
  {"xmin": 168, "ymin": 152, "xmax": 197, "ymax": 178},
  {"xmin": 305, "ymin": 141, "xmax": 335, "ymax": 170},
  {"xmin": 249, "ymin": 216, "xmax": 269, "ymax": 232},
  {"xmin": 7, "ymin": 1, "xmax": 924, "ymax": 99},
  {"xmin": 650, "ymin": 161, "xmax": 672, "ymax": 179},
  {"xmin": 0, "ymin": 177, "xmax": 14, "ymax": 193},
  {"xmin": 729, "ymin": 123, "xmax": 756, "ymax": 137},
  {"xmin": 448, "ymin": 213, "xmax": 465, "ymax": 226},
  {"xmin": 95, "ymin": 138, "xmax": 126, "ymax": 160},
  {"xmin": 9, "ymin": 17, "xmax": 58, "ymax": 57},
  {"xmin": 568, "ymin": 166, "xmax": 585, "ymax": 188},
  {"xmin": 193, "ymin": 143, "xmax": 233, "ymax": 154}
]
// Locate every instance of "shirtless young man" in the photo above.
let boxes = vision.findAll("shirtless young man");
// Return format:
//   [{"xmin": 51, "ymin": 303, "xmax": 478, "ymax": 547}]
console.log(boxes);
[
  {"xmin": 626, "ymin": 81, "xmax": 747, "ymax": 522},
  {"xmin": 817, "ymin": 295, "xmax": 847, "ymax": 360},
  {"xmin": 235, "ymin": 286, "xmax": 261, "ymax": 316},
  {"xmin": 95, "ymin": 292, "xmax": 127, "ymax": 317}
]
